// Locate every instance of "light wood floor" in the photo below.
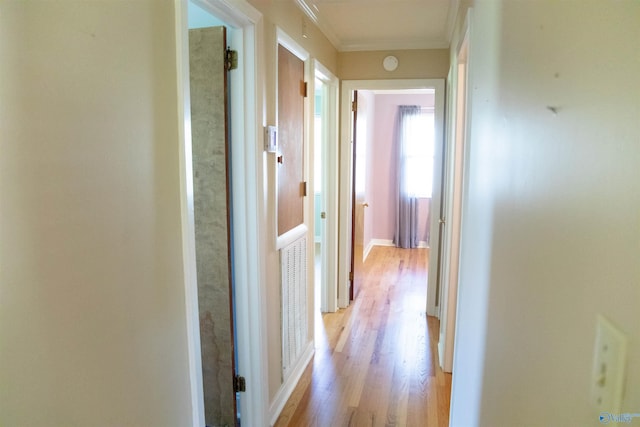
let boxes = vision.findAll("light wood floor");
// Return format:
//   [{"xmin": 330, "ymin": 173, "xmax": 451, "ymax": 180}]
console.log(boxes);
[{"xmin": 275, "ymin": 246, "xmax": 452, "ymax": 427}]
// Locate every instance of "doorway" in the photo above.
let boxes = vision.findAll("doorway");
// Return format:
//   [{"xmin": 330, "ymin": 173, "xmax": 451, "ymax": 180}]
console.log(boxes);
[
  {"xmin": 437, "ymin": 26, "xmax": 470, "ymax": 374},
  {"xmin": 188, "ymin": 19, "xmax": 236, "ymax": 426},
  {"xmin": 311, "ymin": 62, "xmax": 340, "ymax": 376},
  {"xmin": 348, "ymin": 88, "xmax": 437, "ymax": 302},
  {"xmin": 338, "ymin": 79, "xmax": 445, "ymax": 310},
  {"xmin": 177, "ymin": 1, "xmax": 268, "ymax": 425},
  {"xmin": 312, "ymin": 61, "xmax": 339, "ymax": 314}
]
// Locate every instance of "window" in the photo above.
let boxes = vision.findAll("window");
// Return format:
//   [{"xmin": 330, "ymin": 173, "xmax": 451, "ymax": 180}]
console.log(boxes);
[{"xmin": 402, "ymin": 109, "xmax": 435, "ymax": 198}]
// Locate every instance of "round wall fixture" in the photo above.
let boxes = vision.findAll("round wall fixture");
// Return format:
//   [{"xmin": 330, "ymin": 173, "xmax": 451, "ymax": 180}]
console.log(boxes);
[{"xmin": 383, "ymin": 55, "xmax": 398, "ymax": 71}]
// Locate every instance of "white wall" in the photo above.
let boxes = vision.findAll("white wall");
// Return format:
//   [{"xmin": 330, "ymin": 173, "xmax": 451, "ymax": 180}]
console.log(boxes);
[
  {"xmin": 0, "ymin": 2, "xmax": 193, "ymax": 425},
  {"xmin": 450, "ymin": 1, "xmax": 640, "ymax": 426}
]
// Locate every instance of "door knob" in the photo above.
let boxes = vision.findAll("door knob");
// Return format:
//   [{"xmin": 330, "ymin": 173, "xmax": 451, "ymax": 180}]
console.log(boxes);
[{"xmin": 362, "ymin": 203, "xmax": 369, "ymax": 208}]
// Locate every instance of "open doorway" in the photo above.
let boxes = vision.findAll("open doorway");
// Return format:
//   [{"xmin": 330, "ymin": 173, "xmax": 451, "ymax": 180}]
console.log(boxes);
[
  {"xmin": 437, "ymin": 23, "xmax": 470, "ymax": 374},
  {"xmin": 338, "ymin": 79, "xmax": 446, "ymax": 310},
  {"xmin": 311, "ymin": 62, "xmax": 339, "ymax": 315},
  {"xmin": 349, "ymin": 89, "xmax": 437, "ymax": 301},
  {"xmin": 177, "ymin": 1, "xmax": 268, "ymax": 425}
]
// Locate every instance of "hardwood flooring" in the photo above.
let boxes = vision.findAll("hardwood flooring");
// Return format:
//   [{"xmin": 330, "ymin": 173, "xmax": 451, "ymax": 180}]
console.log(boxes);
[{"xmin": 275, "ymin": 246, "xmax": 452, "ymax": 427}]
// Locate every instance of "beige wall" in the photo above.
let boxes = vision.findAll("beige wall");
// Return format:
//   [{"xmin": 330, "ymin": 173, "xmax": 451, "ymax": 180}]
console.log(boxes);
[
  {"xmin": 450, "ymin": 1, "xmax": 640, "ymax": 425},
  {"xmin": 339, "ymin": 49, "xmax": 449, "ymax": 80},
  {"xmin": 0, "ymin": 1, "xmax": 193, "ymax": 425}
]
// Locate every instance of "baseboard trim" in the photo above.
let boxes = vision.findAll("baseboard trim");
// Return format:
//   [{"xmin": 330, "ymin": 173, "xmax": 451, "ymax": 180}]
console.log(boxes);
[
  {"xmin": 367, "ymin": 239, "xmax": 429, "ymax": 250},
  {"xmin": 268, "ymin": 341, "xmax": 315, "ymax": 426},
  {"xmin": 371, "ymin": 239, "xmax": 395, "ymax": 247},
  {"xmin": 363, "ymin": 242, "xmax": 373, "ymax": 261}
]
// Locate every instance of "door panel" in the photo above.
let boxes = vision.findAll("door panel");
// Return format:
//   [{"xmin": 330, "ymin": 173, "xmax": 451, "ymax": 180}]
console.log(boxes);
[
  {"xmin": 349, "ymin": 91, "xmax": 359, "ymax": 301},
  {"xmin": 189, "ymin": 26, "xmax": 237, "ymax": 426},
  {"xmin": 277, "ymin": 44, "xmax": 305, "ymax": 236},
  {"xmin": 351, "ymin": 90, "xmax": 370, "ymax": 301}
]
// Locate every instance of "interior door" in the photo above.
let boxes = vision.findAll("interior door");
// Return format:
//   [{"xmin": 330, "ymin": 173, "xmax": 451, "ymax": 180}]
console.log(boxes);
[
  {"xmin": 277, "ymin": 44, "xmax": 305, "ymax": 237},
  {"xmin": 189, "ymin": 26, "xmax": 237, "ymax": 426},
  {"xmin": 314, "ymin": 78, "xmax": 326, "ymax": 312},
  {"xmin": 435, "ymin": 140, "xmax": 448, "ymax": 309},
  {"xmin": 349, "ymin": 91, "xmax": 359, "ymax": 300},
  {"xmin": 427, "ymin": 87, "xmax": 448, "ymax": 317},
  {"xmin": 438, "ymin": 36, "xmax": 469, "ymax": 373}
]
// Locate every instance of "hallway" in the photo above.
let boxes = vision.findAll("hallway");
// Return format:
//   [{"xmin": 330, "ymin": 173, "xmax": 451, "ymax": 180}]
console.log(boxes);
[{"xmin": 276, "ymin": 246, "xmax": 452, "ymax": 426}]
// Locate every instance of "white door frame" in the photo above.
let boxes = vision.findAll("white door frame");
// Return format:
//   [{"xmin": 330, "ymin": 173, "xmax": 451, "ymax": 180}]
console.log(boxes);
[
  {"xmin": 338, "ymin": 79, "xmax": 445, "ymax": 309},
  {"xmin": 438, "ymin": 10, "xmax": 471, "ymax": 374},
  {"xmin": 312, "ymin": 60, "xmax": 339, "ymax": 313},
  {"xmin": 175, "ymin": 1, "xmax": 269, "ymax": 425}
]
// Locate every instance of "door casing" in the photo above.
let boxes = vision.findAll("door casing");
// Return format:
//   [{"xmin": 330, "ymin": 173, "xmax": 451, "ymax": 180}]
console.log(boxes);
[
  {"xmin": 438, "ymin": 11, "xmax": 471, "ymax": 374},
  {"xmin": 176, "ymin": 1, "xmax": 268, "ymax": 426},
  {"xmin": 338, "ymin": 79, "xmax": 445, "ymax": 309},
  {"xmin": 312, "ymin": 60, "xmax": 339, "ymax": 313}
]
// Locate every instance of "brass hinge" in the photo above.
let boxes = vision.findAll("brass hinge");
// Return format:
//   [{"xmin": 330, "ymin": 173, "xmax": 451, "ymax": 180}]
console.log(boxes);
[
  {"xmin": 349, "ymin": 271, "xmax": 354, "ymax": 281},
  {"xmin": 225, "ymin": 48, "xmax": 238, "ymax": 71},
  {"xmin": 351, "ymin": 100, "xmax": 357, "ymax": 112},
  {"xmin": 302, "ymin": 81, "xmax": 308, "ymax": 97},
  {"xmin": 301, "ymin": 181, "xmax": 308, "ymax": 197},
  {"xmin": 234, "ymin": 375, "xmax": 246, "ymax": 393}
]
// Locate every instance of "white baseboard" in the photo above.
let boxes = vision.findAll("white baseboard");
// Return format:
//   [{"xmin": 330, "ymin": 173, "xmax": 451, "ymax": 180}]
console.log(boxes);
[
  {"xmin": 363, "ymin": 241, "xmax": 373, "ymax": 261},
  {"xmin": 268, "ymin": 341, "xmax": 315, "ymax": 426},
  {"xmin": 371, "ymin": 238, "xmax": 395, "ymax": 247},
  {"xmin": 367, "ymin": 239, "xmax": 429, "ymax": 251}
]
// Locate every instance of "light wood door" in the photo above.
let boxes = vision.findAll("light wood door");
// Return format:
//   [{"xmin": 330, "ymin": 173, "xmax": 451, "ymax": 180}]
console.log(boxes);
[
  {"xmin": 349, "ymin": 90, "xmax": 364, "ymax": 300},
  {"xmin": 277, "ymin": 44, "xmax": 306, "ymax": 236},
  {"xmin": 350, "ymin": 91, "xmax": 365, "ymax": 301},
  {"xmin": 189, "ymin": 26, "xmax": 237, "ymax": 426}
]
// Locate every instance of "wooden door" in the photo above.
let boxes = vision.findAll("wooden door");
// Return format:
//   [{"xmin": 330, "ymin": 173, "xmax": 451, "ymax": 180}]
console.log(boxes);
[
  {"xmin": 349, "ymin": 91, "xmax": 359, "ymax": 301},
  {"xmin": 189, "ymin": 26, "xmax": 237, "ymax": 426},
  {"xmin": 277, "ymin": 44, "xmax": 305, "ymax": 236}
]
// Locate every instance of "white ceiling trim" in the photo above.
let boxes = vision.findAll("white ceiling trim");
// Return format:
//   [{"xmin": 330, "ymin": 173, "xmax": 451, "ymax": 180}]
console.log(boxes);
[
  {"xmin": 295, "ymin": 0, "xmax": 342, "ymax": 50},
  {"xmin": 371, "ymin": 88, "xmax": 435, "ymax": 95},
  {"xmin": 340, "ymin": 38, "xmax": 449, "ymax": 52},
  {"xmin": 444, "ymin": 0, "xmax": 461, "ymax": 44},
  {"xmin": 295, "ymin": 0, "xmax": 454, "ymax": 52}
]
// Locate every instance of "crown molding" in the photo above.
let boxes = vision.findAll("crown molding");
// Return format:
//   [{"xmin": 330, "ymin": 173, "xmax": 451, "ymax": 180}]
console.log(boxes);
[
  {"xmin": 445, "ymin": 0, "xmax": 462, "ymax": 45},
  {"xmin": 294, "ymin": 0, "xmax": 452, "ymax": 52}
]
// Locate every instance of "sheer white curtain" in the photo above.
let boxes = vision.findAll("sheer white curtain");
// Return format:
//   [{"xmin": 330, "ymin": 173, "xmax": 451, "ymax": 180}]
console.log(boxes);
[{"xmin": 394, "ymin": 105, "xmax": 423, "ymax": 249}]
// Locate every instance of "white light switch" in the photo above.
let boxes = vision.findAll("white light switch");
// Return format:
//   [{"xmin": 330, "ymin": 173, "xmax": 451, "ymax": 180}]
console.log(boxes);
[{"xmin": 592, "ymin": 314, "xmax": 628, "ymax": 415}]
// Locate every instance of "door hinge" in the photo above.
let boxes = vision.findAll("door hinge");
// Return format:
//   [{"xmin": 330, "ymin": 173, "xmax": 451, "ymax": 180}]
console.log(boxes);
[
  {"xmin": 302, "ymin": 81, "xmax": 308, "ymax": 97},
  {"xmin": 302, "ymin": 181, "xmax": 308, "ymax": 197},
  {"xmin": 234, "ymin": 375, "xmax": 246, "ymax": 393},
  {"xmin": 351, "ymin": 100, "xmax": 357, "ymax": 112},
  {"xmin": 349, "ymin": 271, "xmax": 354, "ymax": 281},
  {"xmin": 225, "ymin": 48, "xmax": 238, "ymax": 71}
]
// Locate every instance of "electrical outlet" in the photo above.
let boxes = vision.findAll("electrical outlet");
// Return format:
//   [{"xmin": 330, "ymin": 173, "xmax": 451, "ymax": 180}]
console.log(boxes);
[{"xmin": 592, "ymin": 314, "xmax": 628, "ymax": 415}]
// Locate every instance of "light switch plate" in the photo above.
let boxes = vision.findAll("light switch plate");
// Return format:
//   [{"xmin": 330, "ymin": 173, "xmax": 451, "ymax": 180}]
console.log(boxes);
[
  {"xmin": 265, "ymin": 125, "xmax": 277, "ymax": 153},
  {"xmin": 592, "ymin": 314, "xmax": 628, "ymax": 415}
]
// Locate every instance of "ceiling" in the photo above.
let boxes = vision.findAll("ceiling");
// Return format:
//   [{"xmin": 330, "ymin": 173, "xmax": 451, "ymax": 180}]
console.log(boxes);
[{"xmin": 294, "ymin": 0, "xmax": 460, "ymax": 51}]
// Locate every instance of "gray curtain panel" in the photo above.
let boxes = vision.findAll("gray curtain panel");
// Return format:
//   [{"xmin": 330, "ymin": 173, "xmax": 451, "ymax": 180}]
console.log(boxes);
[{"xmin": 394, "ymin": 105, "xmax": 421, "ymax": 249}]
